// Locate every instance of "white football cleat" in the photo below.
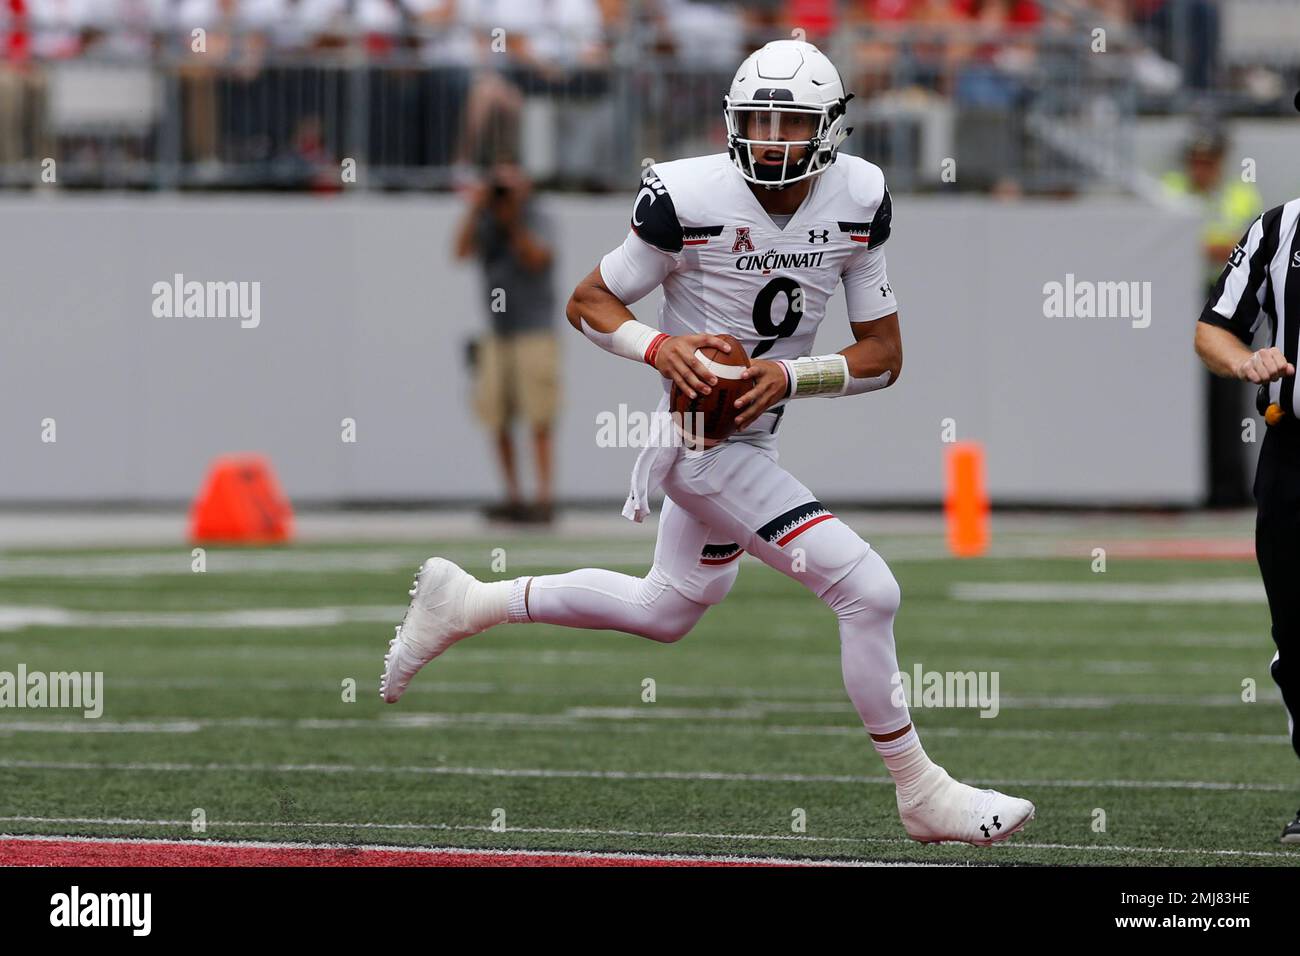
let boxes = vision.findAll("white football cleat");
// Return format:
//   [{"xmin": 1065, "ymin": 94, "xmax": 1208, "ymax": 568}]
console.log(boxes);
[
  {"xmin": 898, "ymin": 764, "xmax": 1035, "ymax": 846},
  {"xmin": 380, "ymin": 557, "xmax": 479, "ymax": 704}
]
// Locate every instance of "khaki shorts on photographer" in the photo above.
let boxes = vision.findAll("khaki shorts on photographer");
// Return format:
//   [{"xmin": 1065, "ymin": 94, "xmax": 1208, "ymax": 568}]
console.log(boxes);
[{"xmin": 473, "ymin": 330, "xmax": 560, "ymax": 431}]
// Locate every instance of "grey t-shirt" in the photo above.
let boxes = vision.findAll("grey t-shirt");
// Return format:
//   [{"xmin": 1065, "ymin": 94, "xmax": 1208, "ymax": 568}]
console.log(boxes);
[{"xmin": 474, "ymin": 198, "xmax": 557, "ymax": 336}]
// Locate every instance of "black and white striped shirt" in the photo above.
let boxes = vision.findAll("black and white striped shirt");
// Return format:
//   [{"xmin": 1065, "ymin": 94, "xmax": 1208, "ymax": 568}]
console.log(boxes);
[{"xmin": 1200, "ymin": 198, "xmax": 1300, "ymax": 416}]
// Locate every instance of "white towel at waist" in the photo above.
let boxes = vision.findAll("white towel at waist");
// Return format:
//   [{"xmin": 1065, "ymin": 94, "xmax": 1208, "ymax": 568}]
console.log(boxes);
[
  {"xmin": 620, "ymin": 392, "xmax": 785, "ymax": 523},
  {"xmin": 622, "ymin": 391, "xmax": 680, "ymax": 523}
]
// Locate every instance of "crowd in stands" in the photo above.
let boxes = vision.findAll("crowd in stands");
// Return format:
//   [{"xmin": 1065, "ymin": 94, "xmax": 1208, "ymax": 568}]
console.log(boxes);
[{"xmin": 0, "ymin": 2, "xmax": 1257, "ymax": 190}]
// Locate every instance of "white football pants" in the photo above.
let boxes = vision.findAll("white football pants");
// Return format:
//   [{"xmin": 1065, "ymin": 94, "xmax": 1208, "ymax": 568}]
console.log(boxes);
[{"xmin": 523, "ymin": 439, "xmax": 912, "ymax": 737}]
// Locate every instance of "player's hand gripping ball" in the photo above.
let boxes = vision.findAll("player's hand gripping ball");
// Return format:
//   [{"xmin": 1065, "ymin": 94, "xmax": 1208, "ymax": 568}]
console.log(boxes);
[{"xmin": 664, "ymin": 333, "xmax": 754, "ymax": 448}]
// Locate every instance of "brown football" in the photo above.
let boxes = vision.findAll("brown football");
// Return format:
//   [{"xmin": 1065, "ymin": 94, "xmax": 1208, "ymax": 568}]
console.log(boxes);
[{"xmin": 669, "ymin": 334, "xmax": 754, "ymax": 449}]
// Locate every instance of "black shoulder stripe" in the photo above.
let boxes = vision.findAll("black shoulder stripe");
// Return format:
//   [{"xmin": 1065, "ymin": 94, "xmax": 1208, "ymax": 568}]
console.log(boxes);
[
  {"xmin": 682, "ymin": 225, "xmax": 724, "ymax": 245},
  {"xmin": 867, "ymin": 186, "xmax": 892, "ymax": 250},
  {"xmin": 837, "ymin": 220, "xmax": 872, "ymax": 243},
  {"xmin": 631, "ymin": 170, "xmax": 683, "ymax": 254}
]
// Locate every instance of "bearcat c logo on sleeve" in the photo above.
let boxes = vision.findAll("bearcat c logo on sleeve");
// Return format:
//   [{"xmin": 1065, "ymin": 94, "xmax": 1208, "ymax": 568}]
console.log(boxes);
[
  {"xmin": 630, "ymin": 169, "xmax": 685, "ymax": 253},
  {"xmin": 632, "ymin": 172, "xmax": 668, "ymax": 228}
]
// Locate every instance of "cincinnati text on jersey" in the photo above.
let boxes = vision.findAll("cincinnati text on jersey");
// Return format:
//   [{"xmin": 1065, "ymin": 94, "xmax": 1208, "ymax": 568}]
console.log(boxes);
[{"xmin": 735, "ymin": 249, "xmax": 829, "ymax": 272}]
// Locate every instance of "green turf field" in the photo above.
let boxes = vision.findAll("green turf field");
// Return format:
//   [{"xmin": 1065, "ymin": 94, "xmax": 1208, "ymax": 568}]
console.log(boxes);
[{"xmin": 2, "ymin": 528, "xmax": 1298, "ymax": 866}]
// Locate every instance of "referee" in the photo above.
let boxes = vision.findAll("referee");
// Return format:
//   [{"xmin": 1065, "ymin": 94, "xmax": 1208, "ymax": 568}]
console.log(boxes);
[{"xmin": 1194, "ymin": 191, "xmax": 1300, "ymax": 843}]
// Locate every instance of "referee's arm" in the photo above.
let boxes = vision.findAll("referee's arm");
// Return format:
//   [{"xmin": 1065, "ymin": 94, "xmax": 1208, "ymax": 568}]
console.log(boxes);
[
  {"xmin": 1196, "ymin": 326, "xmax": 1291, "ymax": 383},
  {"xmin": 1194, "ymin": 212, "xmax": 1294, "ymax": 383}
]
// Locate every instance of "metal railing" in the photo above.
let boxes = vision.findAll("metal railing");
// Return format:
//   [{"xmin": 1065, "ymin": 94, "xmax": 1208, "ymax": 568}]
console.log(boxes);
[{"xmin": 0, "ymin": 14, "xmax": 1264, "ymax": 195}]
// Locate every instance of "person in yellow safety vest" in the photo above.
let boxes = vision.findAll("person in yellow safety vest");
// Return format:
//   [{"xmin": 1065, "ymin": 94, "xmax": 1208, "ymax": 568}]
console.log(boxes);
[
  {"xmin": 1164, "ymin": 128, "xmax": 1264, "ymax": 507},
  {"xmin": 1163, "ymin": 129, "xmax": 1264, "ymax": 288}
]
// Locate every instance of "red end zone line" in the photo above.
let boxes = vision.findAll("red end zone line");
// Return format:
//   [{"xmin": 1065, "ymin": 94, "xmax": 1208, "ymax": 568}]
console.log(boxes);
[
  {"xmin": 0, "ymin": 836, "xmax": 797, "ymax": 868},
  {"xmin": 1065, "ymin": 539, "xmax": 1256, "ymax": 561}
]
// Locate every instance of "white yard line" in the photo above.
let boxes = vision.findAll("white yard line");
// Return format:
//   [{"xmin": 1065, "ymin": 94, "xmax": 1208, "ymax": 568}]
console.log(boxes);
[
  {"xmin": 0, "ymin": 605, "xmax": 406, "ymax": 631},
  {"xmin": 0, "ymin": 548, "xmax": 668, "ymax": 580},
  {"xmin": 0, "ymin": 818, "xmax": 1294, "ymax": 861},
  {"xmin": 953, "ymin": 580, "xmax": 1266, "ymax": 604},
  {"xmin": 0, "ymin": 619, "xmax": 1274, "ymax": 673},
  {"xmin": 0, "ymin": 713, "xmax": 1288, "ymax": 747},
  {"xmin": 4, "ymin": 608, "xmax": 1265, "ymax": 652},
  {"xmin": 94, "ymin": 660, "xmax": 1256, "ymax": 694},
  {"xmin": 0, "ymin": 758, "xmax": 1288, "ymax": 792}
]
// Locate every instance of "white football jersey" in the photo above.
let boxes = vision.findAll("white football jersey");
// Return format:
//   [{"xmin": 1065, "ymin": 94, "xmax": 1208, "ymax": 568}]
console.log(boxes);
[{"xmin": 600, "ymin": 151, "xmax": 897, "ymax": 379}]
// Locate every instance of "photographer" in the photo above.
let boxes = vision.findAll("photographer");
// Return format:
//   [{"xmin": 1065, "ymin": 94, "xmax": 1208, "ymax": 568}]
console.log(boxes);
[{"xmin": 455, "ymin": 164, "xmax": 560, "ymax": 524}]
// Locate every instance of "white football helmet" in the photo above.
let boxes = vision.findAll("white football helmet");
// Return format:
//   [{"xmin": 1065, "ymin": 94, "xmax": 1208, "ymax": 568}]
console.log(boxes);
[{"xmin": 724, "ymin": 40, "xmax": 854, "ymax": 189}]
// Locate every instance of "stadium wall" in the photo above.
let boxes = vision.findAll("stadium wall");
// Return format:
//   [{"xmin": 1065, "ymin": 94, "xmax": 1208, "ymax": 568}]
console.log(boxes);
[{"xmin": 0, "ymin": 193, "xmax": 1204, "ymax": 507}]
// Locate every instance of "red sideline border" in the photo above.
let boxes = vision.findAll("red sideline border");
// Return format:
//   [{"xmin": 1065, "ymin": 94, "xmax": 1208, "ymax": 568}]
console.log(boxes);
[
  {"xmin": 0, "ymin": 835, "xmax": 823, "ymax": 867},
  {"xmin": 1063, "ymin": 538, "xmax": 1256, "ymax": 561}
]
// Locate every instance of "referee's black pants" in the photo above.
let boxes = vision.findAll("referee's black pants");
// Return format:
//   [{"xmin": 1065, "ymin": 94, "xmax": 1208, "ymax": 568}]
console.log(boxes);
[{"xmin": 1253, "ymin": 419, "xmax": 1300, "ymax": 761}]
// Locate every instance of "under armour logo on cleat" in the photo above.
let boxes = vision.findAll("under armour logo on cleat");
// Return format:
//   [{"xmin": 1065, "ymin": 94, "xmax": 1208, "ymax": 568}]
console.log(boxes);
[{"xmin": 979, "ymin": 815, "xmax": 1002, "ymax": 838}]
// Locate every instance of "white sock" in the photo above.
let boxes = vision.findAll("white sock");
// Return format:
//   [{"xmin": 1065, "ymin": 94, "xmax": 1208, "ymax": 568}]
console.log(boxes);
[
  {"xmin": 461, "ymin": 578, "xmax": 518, "ymax": 631},
  {"xmin": 878, "ymin": 732, "xmax": 942, "ymax": 803}
]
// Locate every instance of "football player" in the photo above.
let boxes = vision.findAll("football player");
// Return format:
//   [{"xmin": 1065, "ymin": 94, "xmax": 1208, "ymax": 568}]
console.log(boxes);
[{"xmin": 382, "ymin": 40, "xmax": 1034, "ymax": 846}]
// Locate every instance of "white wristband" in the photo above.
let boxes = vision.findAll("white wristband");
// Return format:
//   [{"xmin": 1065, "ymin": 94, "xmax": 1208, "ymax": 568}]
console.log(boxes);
[
  {"xmin": 779, "ymin": 354, "xmax": 892, "ymax": 398},
  {"xmin": 580, "ymin": 317, "xmax": 668, "ymax": 366}
]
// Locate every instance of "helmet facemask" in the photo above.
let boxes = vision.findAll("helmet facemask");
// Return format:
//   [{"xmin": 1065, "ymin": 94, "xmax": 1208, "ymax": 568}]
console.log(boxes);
[{"xmin": 724, "ymin": 95, "xmax": 852, "ymax": 190}]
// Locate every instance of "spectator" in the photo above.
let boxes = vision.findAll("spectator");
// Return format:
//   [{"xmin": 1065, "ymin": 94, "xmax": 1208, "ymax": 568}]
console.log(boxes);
[
  {"xmin": 649, "ymin": 0, "xmax": 744, "ymax": 69},
  {"xmin": 81, "ymin": 0, "xmax": 168, "ymax": 59},
  {"xmin": 1134, "ymin": 0, "xmax": 1220, "ymax": 91},
  {"xmin": 452, "ymin": 0, "xmax": 609, "ymax": 176},
  {"xmin": 848, "ymin": 0, "xmax": 967, "ymax": 97},
  {"xmin": 1163, "ymin": 127, "xmax": 1264, "ymax": 506},
  {"xmin": 455, "ymin": 163, "xmax": 561, "ymax": 524}
]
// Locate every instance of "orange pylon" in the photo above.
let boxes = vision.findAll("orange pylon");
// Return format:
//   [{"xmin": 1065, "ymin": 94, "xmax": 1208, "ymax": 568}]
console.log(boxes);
[
  {"xmin": 189, "ymin": 454, "xmax": 294, "ymax": 545},
  {"xmin": 945, "ymin": 442, "xmax": 989, "ymax": 558}
]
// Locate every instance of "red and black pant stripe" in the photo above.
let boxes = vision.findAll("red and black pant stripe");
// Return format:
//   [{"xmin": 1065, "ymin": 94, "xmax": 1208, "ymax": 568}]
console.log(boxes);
[{"xmin": 755, "ymin": 501, "xmax": 834, "ymax": 548}]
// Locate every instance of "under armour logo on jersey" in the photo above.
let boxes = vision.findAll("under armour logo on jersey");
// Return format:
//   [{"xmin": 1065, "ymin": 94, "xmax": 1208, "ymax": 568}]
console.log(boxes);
[
  {"xmin": 732, "ymin": 226, "xmax": 755, "ymax": 253},
  {"xmin": 979, "ymin": 816, "xmax": 1002, "ymax": 838},
  {"xmin": 808, "ymin": 229, "xmax": 829, "ymax": 244},
  {"xmin": 880, "ymin": 283, "xmax": 892, "ymax": 297}
]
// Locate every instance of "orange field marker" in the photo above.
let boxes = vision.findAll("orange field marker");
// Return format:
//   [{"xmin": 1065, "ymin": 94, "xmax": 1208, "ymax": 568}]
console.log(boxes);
[
  {"xmin": 944, "ymin": 442, "xmax": 989, "ymax": 558},
  {"xmin": 189, "ymin": 454, "xmax": 294, "ymax": 545}
]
